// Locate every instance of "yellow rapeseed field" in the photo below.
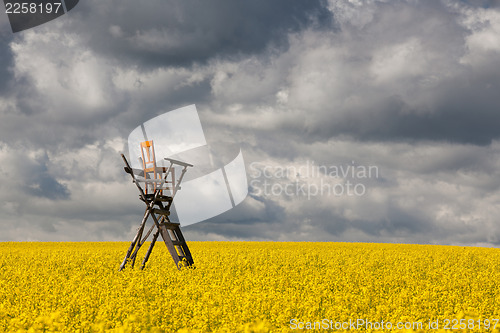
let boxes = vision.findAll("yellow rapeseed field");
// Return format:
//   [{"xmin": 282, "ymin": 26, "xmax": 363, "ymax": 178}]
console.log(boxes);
[{"xmin": 0, "ymin": 242, "xmax": 499, "ymax": 332}]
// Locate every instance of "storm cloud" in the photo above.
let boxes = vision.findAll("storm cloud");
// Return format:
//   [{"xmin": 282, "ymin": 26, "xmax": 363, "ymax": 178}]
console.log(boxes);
[{"xmin": 1, "ymin": 0, "xmax": 500, "ymax": 246}]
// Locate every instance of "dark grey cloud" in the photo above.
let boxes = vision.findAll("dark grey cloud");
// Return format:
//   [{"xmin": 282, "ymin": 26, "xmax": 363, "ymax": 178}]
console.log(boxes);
[
  {"xmin": 460, "ymin": 0, "xmax": 500, "ymax": 8},
  {"xmin": 1, "ymin": 0, "xmax": 500, "ymax": 247},
  {"xmin": 204, "ymin": 0, "xmax": 500, "ymax": 146},
  {"xmin": 26, "ymin": 160, "xmax": 71, "ymax": 200},
  {"xmin": 67, "ymin": 0, "xmax": 333, "ymax": 68},
  {"xmin": 310, "ymin": 77, "xmax": 500, "ymax": 145},
  {"xmin": 0, "ymin": 32, "xmax": 14, "ymax": 92}
]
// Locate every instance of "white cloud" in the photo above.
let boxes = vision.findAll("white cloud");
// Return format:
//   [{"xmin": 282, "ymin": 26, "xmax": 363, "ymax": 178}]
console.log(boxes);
[
  {"xmin": 11, "ymin": 30, "xmax": 116, "ymax": 111},
  {"xmin": 459, "ymin": 6, "xmax": 500, "ymax": 65}
]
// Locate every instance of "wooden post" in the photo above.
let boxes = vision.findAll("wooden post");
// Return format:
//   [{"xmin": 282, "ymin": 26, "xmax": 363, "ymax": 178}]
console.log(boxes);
[{"xmin": 140, "ymin": 229, "xmax": 160, "ymax": 270}]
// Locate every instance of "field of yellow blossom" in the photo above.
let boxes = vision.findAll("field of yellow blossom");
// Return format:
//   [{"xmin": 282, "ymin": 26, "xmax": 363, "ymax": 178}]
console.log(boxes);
[{"xmin": 1, "ymin": 241, "xmax": 500, "ymax": 332}]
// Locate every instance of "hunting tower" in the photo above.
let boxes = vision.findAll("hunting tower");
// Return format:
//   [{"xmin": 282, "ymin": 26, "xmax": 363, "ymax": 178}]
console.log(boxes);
[{"xmin": 119, "ymin": 140, "xmax": 194, "ymax": 270}]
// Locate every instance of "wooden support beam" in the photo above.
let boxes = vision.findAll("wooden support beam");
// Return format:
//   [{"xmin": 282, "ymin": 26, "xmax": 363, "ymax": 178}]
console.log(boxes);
[
  {"xmin": 129, "ymin": 221, "xmax": 158, "ymax": 267},
  {"xmin": 119, "ymin": 207, "xmax": 150, "ymax": 271},
  {"xmin": 140, "ymin": 229, "xmax": 160, "ymax": 270}
]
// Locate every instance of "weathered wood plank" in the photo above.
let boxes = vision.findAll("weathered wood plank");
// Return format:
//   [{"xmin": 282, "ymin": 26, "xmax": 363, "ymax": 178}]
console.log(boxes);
[{"xmin": 140, "ymin": 229, "xmax": 160, "ymax": 270}]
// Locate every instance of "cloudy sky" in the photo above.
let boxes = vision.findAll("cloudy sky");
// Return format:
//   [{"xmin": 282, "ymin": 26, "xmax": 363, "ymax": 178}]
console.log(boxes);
[{"xmin": 1, "ymin": 0, "xmax": 500, "ymax": 246}]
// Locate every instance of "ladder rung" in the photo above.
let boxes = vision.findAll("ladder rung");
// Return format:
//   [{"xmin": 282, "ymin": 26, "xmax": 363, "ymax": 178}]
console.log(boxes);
[
  {"xmin": 156, "ymin": 196, "xmax": 173, "ymax": 202},
  {"xmin": 135, "ymin": 179, "xmax": 172, "ymax": 184},
  {"xmin": 158, "ymin": 222, "xmax": 180, "ymax": 229},
  {"xmin": 140, "ymin": 195, "xmax": 173, "ymax": 202},
  {"xmin": 153, "ymin": 208, "xmax": 170, "ymax": 216}
]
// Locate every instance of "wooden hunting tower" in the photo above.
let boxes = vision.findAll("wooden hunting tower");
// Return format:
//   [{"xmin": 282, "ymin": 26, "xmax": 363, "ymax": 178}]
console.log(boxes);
[{"xmin": 119, "ymin": 140, "xmax": 194, "ymax": 270}]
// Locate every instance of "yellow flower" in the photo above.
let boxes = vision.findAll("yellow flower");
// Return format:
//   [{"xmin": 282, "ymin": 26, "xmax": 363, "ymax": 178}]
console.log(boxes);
[{"xmin": 0, "ymin": 242, "xmax": 499, "ymax": 332}]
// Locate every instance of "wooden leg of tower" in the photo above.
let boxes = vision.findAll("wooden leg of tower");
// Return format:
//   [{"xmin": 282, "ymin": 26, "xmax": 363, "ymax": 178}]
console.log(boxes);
[
  {"xmin": 119, "ymin": 228, "xmax": 141, "ymax": 271},
  {"xmin": 140, "ymin": 229, "xmax": 160, "ymax": 270},
  {"xmin": 129, "ymin": 224, "xmax": 145, "ymax": 268},
  {"xmin": 129, "ymin": 222, "xmax": 156, "ymax": 268},
  {"xmin": 146, "ymin": 208, "xmax": 182, "ymax": 268},
  {"xmin": 119, "ymin": 207, "xmax": 150, "ymax": 271}
]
